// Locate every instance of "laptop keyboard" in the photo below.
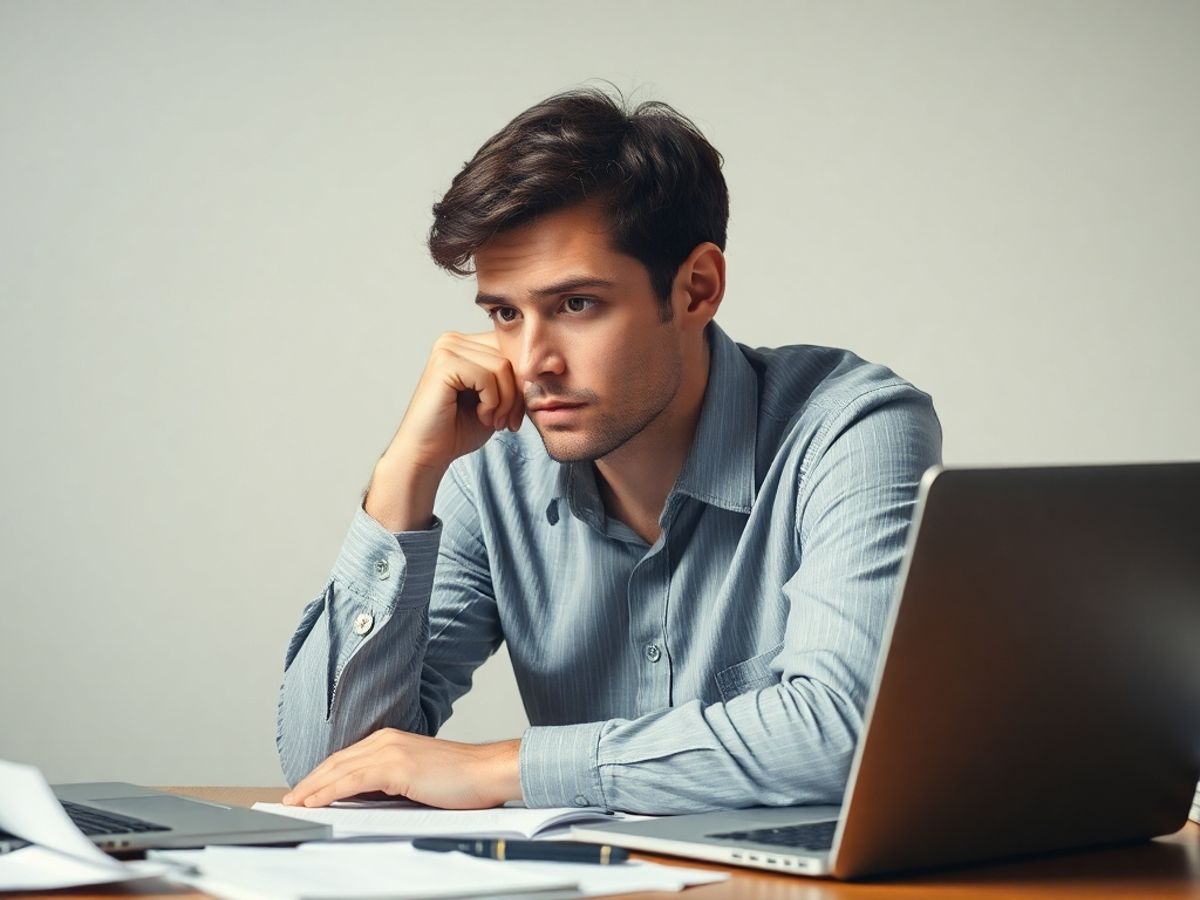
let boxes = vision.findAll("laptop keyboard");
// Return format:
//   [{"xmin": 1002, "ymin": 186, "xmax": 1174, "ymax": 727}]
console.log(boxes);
[
  {"xmin": 707, "ymin": 819, "xmax": 838, "ymax": 851},
  {"xmin": 60, "ymin": 800, "xmax": 170, "ymax": 836},
  {"xmin": 0, "ymin": 800, "xmax": 170, "ymax": 848}
]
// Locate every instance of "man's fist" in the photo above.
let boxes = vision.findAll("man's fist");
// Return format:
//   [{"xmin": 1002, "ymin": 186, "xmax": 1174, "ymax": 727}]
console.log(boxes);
[{"xmin": 363, "ymin": 332, "xmax": 523, "ymax": 532}]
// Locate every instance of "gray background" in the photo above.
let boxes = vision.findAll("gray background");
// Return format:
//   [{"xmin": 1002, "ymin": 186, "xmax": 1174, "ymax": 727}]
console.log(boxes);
[{"xmin": 2, "ymin": 1, "xmax": 1197, "ymax": 785}]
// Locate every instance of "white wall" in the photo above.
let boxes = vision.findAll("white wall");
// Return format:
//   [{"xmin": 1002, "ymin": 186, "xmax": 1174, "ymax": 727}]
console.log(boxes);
[{"xmin": 1, "ymin": 0, "xmax": 1197, "ymax": 785}]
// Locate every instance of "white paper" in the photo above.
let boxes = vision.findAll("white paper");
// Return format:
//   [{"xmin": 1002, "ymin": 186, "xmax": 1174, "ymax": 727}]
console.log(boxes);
[
  {"xmin": 0, "ymin": 759, "xmax": 117, "ymax": 864},
  {"xmin": 0, "ymin": 846, "xmax": 164, "ymax": 891},
  {"xmin": 299, "ymin": 844, "xmax": 728, "ymax": 897},
  {"xmin": 253, "ymin": 800, "xmax": 616, "ymax": 839},
  {"xmin": 151, "ymin": 844, "xmax": 578, "ymax": 899},
  {"xmin": 0, "ymin": 758, "xmax": 168, "ymax": 891},
  {"xmin": 500, "ymin": 858, "xmax": 728, "ymax": 896},
  {"xmin": 1190, "ymin": 783, "xmax": 1199, "ymax": 824}
]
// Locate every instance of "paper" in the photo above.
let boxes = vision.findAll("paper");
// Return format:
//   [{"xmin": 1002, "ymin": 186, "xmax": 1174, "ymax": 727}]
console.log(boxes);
[
  {"xmin": 1190, "ymin": 783, "xmax": 1199, "ymax": 824},
  {"xmin": 0, "ymin": 759, "xmax": 115, "ymax": 864},
  {"xmin": 253, "ymin": 799, "xmax": 617, "ymax": 839},
  {"xmin": 151, "ymin": 844, "xmax": 577, "ymax": 899},
  {"xmin": 0, "ymin": 758, "xmax": 167, "ymax": 891},
  {"xmin": 153, "ymin": 842, "xmax": 728, "ymax": 899}
]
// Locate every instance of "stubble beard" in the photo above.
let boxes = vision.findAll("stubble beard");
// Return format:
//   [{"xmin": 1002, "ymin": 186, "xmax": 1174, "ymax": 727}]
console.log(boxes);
[{"xmin": 533, "ymin": 356, "xmax": 683, "ymax": 465}]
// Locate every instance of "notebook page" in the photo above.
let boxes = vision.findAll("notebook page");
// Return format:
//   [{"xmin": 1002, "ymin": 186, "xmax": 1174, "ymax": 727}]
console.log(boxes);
[{"xmin": 252, "ymin": 801, "xmax": 614, "ymax": 839}]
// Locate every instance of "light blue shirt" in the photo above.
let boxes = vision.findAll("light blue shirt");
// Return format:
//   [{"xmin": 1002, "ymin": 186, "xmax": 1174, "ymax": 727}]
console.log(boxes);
[{"xmin": 276, "ymin": 323, "xmax": 943, "ymax": 813}]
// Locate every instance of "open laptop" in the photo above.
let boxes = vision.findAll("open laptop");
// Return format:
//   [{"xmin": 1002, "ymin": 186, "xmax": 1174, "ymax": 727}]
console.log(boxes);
[
  {"xmin": 573, "ymin": 462, "xmax": 1200, "ymax": 879},
  {"xmin": 0, "ymin": 783, "xmax": 329, "ymax": 854}
]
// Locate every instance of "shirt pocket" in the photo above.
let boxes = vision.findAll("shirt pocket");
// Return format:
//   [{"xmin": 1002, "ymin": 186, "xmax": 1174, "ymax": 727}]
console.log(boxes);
[{"xmin": 714, "ymin": 641, "xmax": 785, "ymax": 703}]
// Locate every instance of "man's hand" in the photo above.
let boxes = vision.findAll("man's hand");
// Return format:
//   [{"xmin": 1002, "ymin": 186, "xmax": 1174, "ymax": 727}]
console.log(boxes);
[
  {"xmin": 365, "ymin": 331, "xmax": 523, "ymax": 532},
  {"xmin": 281, "ymin": 729, "xmax": 523, "ymax": 810}
]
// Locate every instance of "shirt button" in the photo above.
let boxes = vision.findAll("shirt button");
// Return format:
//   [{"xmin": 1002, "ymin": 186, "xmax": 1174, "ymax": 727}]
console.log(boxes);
[
  {"xmin": 374, "ymin": 557, "xmax": 390, "ymax": 580},
  {"xmin": 645, "ymin": 643, "xmax": 662, "ymax": 663},
  {"xmin": 353, "ymin": 612, "xmax": 374, "ymax": 636},
  {"xmin": 573, "ymin": 795, "xmax": 590, "ymax": 807}
]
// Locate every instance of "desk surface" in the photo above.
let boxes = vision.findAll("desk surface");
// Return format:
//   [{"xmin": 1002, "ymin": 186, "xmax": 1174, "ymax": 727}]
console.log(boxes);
[{"xmin": 11, "ymin": 786, "xmax": 1200, "ymax": 899}]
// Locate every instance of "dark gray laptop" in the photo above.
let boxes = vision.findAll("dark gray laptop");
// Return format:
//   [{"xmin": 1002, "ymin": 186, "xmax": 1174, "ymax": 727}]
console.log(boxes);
[
  {"xmin": 1, "ymin": 783, "xmax": 329, "ymax": 854},
  {"xmin": 573, "ymin": 462, "xmax": 1200, "ymax": 879}
]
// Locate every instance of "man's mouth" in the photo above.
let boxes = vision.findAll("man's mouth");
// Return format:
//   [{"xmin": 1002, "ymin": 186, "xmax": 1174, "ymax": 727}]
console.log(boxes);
[
  {"xmin": 528, "ymin": 401, "xmax": 587, "ymax": 423},
  {"xmin": 529, "ymin": 401, "xmax": 586, "ymax": 413}
]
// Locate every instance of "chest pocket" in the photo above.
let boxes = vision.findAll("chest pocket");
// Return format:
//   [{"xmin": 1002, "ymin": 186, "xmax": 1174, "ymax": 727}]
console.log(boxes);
[{"xmin": 714, "ymin": 642, "xmax": 784, "ymax": 703}]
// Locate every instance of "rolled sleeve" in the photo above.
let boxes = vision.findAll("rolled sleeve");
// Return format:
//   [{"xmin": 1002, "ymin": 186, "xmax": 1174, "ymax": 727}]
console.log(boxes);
[{"xmin": 519, "ymin": 721, "xmax": 607, "ymax": 809}]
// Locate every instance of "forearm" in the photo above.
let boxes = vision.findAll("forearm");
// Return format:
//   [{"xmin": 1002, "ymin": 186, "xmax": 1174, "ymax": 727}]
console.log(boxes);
[
  {"xmin": 520, "ymin": 677, "xmax": 861, "ymax": 813},
  {"xmin": 363, "ymin": 455, "xmax": 444, "ymax": 533}
]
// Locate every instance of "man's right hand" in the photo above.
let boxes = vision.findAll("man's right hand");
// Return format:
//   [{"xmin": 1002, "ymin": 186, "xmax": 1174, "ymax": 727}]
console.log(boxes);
[{"xmin": 364, "ymin": 332, "xmax": 523, "ymax": 532}]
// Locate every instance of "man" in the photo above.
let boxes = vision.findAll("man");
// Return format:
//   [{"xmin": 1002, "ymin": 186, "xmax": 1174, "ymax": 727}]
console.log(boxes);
[{"xmin": 276, "ymin": 88, "xmax": 942, "ymax": 814}]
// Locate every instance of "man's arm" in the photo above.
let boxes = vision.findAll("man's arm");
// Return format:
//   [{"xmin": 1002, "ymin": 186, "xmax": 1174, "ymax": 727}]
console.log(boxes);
[
  {"xmin": 276, "ymin": 332, "xmax": 524, "ymax": 791},
  {"xmin": 519, "ymin": 390, "xmax": 942, "ymax": 813}
]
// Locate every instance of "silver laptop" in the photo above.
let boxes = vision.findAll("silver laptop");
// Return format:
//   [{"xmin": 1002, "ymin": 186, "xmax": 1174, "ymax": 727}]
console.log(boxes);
[
  {"xmin": 0, "ymin": 783, "xmax": 329, "ymax": 854},
  {"xmin": 573, "ymin": 462, "xmax": 1200, "ymax": 879}
]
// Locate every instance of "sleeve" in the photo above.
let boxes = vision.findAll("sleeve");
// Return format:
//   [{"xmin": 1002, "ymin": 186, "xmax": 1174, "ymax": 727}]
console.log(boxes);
[
  {"xmin": 519, "ymin": 387, "xmax": 943, "ymax": 813},
  {"xmin": 275, "ymin": 461, "xmax": 503, "ymax": 787}
]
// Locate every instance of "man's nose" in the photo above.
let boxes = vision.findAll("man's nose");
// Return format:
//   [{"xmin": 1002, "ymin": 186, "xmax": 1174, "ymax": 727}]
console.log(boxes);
[{"xmin": 517, "ymin": 325, "xmax": 566, "ymax": 382}]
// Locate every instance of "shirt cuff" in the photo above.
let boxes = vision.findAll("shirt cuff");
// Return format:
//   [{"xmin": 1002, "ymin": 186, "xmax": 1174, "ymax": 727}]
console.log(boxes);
[
  {"xmin": 330, "ymin": 504, "xmax": 442, "ymax": 611},
  {"xmin": 519, "ymin": 722, "xmax": 607, "ymax": 809}
]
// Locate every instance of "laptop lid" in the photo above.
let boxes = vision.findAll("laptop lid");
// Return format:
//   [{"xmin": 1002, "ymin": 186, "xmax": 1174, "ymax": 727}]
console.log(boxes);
[
  {"xmin": 831, "ymin": 462, "xmax": 1200, "ymax": 876},
  {"xmin": 575, "ymin": 462, "xmax": 1200, "ymax": 880},
  {"xmin": 50, "ymin": 782, "xmax": 329, "ymax": 852}
]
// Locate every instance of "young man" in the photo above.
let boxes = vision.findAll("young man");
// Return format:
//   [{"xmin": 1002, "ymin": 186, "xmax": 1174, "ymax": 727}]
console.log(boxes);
[{"xmin": 276, "ymin": 89, "xmax": 942, "ymax": 814}]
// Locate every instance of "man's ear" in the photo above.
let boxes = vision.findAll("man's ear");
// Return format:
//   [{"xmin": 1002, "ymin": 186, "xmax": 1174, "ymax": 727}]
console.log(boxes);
[{"xmin": 672, "ymin": 242, "xmax": 725, "ymax": 329}]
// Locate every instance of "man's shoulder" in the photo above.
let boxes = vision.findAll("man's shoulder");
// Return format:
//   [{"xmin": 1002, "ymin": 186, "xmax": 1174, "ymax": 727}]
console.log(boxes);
[{"xmin": 738, "ymin": 338, "xmax": 932, "ymax": 425}]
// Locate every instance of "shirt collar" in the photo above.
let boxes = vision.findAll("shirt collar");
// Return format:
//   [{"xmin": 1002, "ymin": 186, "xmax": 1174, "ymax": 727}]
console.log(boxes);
[
  {"xmin": 550, "ymin": 321, "xmax": 758, "ymax": 526},
  {"xmin": 671, "ymin": 321, "xmax": 758, "ymax": 514}
]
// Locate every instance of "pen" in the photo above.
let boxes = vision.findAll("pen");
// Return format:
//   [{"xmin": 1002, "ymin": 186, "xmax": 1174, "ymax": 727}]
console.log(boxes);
[{"xmin": 412, "ymin": 837, "xmax": 629, "ymax": 864}]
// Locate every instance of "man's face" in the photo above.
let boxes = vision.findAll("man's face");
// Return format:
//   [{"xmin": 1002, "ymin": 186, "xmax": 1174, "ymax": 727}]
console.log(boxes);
[{"xmin": 473, "ymin": 202, "xmax": 684, "ymax": 463}]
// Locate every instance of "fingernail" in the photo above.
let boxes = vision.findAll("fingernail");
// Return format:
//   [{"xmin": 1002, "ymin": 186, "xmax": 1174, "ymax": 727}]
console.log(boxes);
[{"xmin": 282, "ymin": 793, "xmax": 294, "ymax": 805}]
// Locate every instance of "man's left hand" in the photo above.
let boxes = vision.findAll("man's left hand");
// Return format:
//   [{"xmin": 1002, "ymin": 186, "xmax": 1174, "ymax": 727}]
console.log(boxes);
[{"xmin": 281, "ymin": 729, "xmax": 522, "ymax": 809}]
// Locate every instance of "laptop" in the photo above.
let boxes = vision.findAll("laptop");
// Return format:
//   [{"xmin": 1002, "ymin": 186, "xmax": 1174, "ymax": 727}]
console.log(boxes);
[
  {"xmin": 572, "ymin": 462, "xmax": 1200, "ymax": 879},
  {"xmin": 0, "ymin": 782, "xmax": 330, "ymax": 854}
]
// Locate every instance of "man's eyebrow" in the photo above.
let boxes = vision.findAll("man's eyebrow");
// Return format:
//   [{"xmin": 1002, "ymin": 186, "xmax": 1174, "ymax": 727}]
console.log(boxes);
[{"xmin": 474, "ymin": 276, "xmax": 616, "ymax": 306}]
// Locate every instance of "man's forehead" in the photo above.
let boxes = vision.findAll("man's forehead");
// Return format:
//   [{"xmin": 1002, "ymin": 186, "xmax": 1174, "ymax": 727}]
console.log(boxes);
[
  {"xmin": 474, "ymin": 229, "xmax": 640, "ymax": 302},
  {"xmin": 476, "ymin": 210, "xmax": 612, "ymax": 268}
]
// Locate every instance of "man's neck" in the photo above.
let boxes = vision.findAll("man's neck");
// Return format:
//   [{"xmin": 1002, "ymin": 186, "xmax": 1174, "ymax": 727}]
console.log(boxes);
[{"xmin": 594, "ymin": 341, "xmax": 711, "ymax": 545}]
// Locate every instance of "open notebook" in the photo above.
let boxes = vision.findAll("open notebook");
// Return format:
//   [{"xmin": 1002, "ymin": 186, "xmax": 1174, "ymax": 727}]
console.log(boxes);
[{"xmin": 252, "ymin": 799, "xmax": 624, "ymax": 840}]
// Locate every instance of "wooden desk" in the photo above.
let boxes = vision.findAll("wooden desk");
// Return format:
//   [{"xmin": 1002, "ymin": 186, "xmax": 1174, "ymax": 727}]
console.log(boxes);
[{"xmin": 12, "ymin": 787, "xmax": 1200, "ymax": 899}]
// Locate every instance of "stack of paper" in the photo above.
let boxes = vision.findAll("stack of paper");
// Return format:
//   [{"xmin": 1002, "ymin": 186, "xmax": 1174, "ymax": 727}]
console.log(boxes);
[{"xmin": 0, "ymin": 759, "xmax": 167, "ymax": 892}]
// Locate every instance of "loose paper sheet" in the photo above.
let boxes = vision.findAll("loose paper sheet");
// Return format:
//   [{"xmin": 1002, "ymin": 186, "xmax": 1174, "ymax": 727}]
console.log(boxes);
[{"xmin": 0, "ymin": 759, "xmax": 167, "ymax": 891}]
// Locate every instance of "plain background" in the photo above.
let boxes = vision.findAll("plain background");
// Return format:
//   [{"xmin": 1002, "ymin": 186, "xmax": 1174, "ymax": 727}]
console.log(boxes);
[{"xmin": 1, "ymin": 1, "xmax": 1197, "ymax": 785}]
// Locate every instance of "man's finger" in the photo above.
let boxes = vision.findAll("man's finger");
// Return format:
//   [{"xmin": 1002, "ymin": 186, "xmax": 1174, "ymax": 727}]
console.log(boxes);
[
  {"xmin": 284, "ymin": 736, "xmax": 380, "ymax": 804},
  {"xmin": 304, "ymin": 765, "xmax": 405, "ymax": 809}
]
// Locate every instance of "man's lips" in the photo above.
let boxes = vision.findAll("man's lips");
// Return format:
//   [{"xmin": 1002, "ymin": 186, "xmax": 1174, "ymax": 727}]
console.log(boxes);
[{"xmin": 528, "ymin": 401, "xmax": 586, "ymax": 413}]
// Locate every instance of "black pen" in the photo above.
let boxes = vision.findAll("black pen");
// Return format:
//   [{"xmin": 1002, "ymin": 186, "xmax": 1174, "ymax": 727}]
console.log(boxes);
[{"xmin": 412, "ymin": 837, "xmax": 629, "ymax": 864}]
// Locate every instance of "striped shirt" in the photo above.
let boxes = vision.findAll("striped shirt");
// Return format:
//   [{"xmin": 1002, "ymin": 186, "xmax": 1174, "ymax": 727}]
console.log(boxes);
[{"xmin": 276, "ymin": 322, "xmax": 943, "ymax": 813}]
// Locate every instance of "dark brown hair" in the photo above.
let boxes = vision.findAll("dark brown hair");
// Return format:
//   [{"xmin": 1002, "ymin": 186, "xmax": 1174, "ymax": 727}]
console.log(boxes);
[{"xmin": 428, "ymin": 87, "xmax": 729, "ymax": 320}]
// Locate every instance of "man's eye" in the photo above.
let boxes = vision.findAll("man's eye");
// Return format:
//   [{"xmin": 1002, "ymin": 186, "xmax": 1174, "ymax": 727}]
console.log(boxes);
[
  {"xmin": 488, "ymin": 307, "xmax": 519, "ymax": 323},
  {"xmin": 563, "ymin": 297, "xmax": 596, "ymax": 313}
]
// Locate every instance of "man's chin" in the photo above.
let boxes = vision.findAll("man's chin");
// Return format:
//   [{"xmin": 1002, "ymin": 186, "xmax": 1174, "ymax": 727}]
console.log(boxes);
[{"xmin": 534, "ymin": 427, "xmax": 605, "ymax": 464}]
